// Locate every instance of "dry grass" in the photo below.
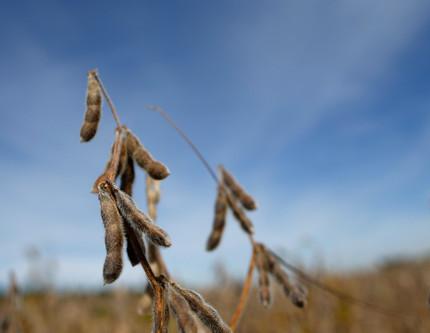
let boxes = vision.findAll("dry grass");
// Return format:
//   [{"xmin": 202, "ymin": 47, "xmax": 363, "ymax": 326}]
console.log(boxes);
[{"xmin": 1, "ymin": 257, "xmax": 430, "ymax": 332}]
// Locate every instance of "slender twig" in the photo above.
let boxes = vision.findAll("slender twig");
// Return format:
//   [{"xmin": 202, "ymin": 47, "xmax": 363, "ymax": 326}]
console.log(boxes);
[
  {"xmin": 230, "ymin": 247, "xmax": 256, "ymax": 331},
  {"xmin": 147, "ymin": 105, "xmax": 219, "ymax": 184},
  {"xmin": 92, "ymin": 70, "xmax": 122, "ymax": 127}
]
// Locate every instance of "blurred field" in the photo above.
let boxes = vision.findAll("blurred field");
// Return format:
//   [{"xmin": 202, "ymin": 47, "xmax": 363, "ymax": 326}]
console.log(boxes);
[{"xmin": 1, "ymin": 256, "xmax": 430, "ymax": 333}]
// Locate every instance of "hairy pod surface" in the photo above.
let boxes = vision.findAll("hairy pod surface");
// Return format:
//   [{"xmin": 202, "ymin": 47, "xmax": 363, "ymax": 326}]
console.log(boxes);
[
  {"xmin": 126, "ymin": 130, "xmax": 170, "ymax": 180},
  {"xmin": 80, "ymin": 71, "xmax": 102, "ymax": 142},
  {"xmin": 221, "ymin": 167, "xmax": 257, "ymax": 211},
  {"xmin": 170, "ymin": 282, "xmax": 232, "ymax": 333},
  {"xmin": 167, "ymin": 286, "xmax": 199, "ymax": 333},
  {"xmin": 98, "ymin": 181, "xmax": 124, "ymax": 284},
  {"xmin": 226, "ymin": 193, "xmax": 254, "ymax": 235},
  {"xmin": 109, "ymin": 182, "xmax": 171, "ymax": 247},
  {"xmin": 265, "ymin": 249, "xmax": 307, "ymax": 308},
  {"xmin": 206, "ymin": 185, "xmax": 228, "ymax": 251}
]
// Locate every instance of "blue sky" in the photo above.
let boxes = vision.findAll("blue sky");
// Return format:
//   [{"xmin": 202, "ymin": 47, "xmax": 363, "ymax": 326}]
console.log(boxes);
[{"xmin": 1, "ymin": 0, "xmax": 430, "ymax": 289}]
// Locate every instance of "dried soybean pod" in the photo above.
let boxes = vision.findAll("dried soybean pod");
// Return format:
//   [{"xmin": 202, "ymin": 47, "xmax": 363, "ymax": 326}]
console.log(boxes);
[
  {"xmin": 225, "ymin": 192, "xmax": 254, "ymax": 235},
  {"xmin": 167, "ymin": 286, "xmax": 199, "ymax": 333},
  {"xmin": 120, "ymin": 156, "xmax": 135, "ymax": 196},
  {"xmin": 126, "ymin": 130, "xmax": 170, "ymax": 180},
  {"xmin": 220, "ymin": 166, "xmax": 257, "ymax": 211},
  {"xmin": 98, "ymin": 181, "xmax": 124, "ymax": 284},
  {"xmin": 170, "ymin": 281, "xmax": 232, "ymax": 333},
  {"xmin": 206, "ymin": 185, "xmax": 228, "ymax": 251},
  {"xmin": 266, "ymin": 249, "xmax": 306, "ymax": 308},
  {"xmin": 255, "ymin": 243, "xmax": 271, "ymax": 308},
  {"xmin": 109, "ymin": 182, "xmax": 172, "ymax": 247},
  {"xmin": 152, "ymin": 281, "xmax": 169, "ymax": 333},
  {"xmin": 80, "ymin": 70, "xmax": 102, "ymax": 142},
  {"xmin": 146, "ymin": 175, "xmax": 160, "ymax": 221}
]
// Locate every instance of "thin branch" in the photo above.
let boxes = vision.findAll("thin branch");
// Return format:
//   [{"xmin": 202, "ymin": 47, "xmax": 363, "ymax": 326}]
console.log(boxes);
[
  {"xmin": 230, "ymin": 247, "xmax": 256, "ymax": 332},
  {"xmin": 147, "ymin": 104, "xmax": 219, "ymax": 184},
  {"xmin": 92, "ymin": 70, "xmax": 122, "ymax": 127}
]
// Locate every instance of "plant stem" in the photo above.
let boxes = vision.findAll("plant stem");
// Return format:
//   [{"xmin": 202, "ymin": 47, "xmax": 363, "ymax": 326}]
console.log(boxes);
[
  {"xmin": 91, "ymin": 70, "xmax": 122, "ymax": 127},
  {"xmin": 230, "ymin": 247, "xmax": 256, "ymax": 332}
]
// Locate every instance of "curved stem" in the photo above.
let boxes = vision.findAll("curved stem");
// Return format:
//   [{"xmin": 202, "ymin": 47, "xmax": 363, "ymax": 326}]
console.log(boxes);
[{"xmin": 230, "ymin": 247, "xmax": 256, "ymax": 332}]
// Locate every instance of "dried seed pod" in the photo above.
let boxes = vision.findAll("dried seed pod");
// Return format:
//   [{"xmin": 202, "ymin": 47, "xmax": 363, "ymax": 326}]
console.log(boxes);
[
  {"xmin": 80, "ymin": 71, "xmax": 102, "ymax": 142},
  {"xmin": 152, "ymin": 281, "xmax": 170, "ymax": 333},
  {"xmin": 170, "ymin": 281, "xmax": 232, "ymax": 333},
  {"xmin": 206, "ymin": 185, "xmax": 228, "ymax": 251},
  {"xmin": 126, "ymin": 130, "xmax": 170, "ymax": 180},
  {"xmin": 117, "ymin": 156, "xmax": 147, "ymax": 267},
  {"xmin": 221, "ymin": 166, "xmax": 257, "ymax": 211},
  {"xmin": 109, "ymin": 181, "xmax": 171, "ymax": 247},
  {"xmin": 167, "ymin": 286, "xmax": 199, "ymax": 333},
  {"xmin": 266, "ymin": 249, "xmax": 306, "ymax": 308},
  {"xmin": 226, "ymin": 193, "xmax": 254, "ymax": 235},
  {"xmin": 255, "ymin": 244, "xmax": 271, "ymax": 308},
  {"xmin": 98, "ymin": 181, "xmax": 124, "ymax": 284},
  {"xmin": 146, "ymin": 175, "xmax": 160, "ymax": 221},
  {"xmin": 120, "ymin": 156, "xmax": 135, "ymax": 195}
]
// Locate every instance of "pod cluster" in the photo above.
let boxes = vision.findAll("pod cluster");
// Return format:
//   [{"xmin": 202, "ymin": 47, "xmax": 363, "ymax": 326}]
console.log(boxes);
[
  {"xmin": 97, "ymin": 179, "xmax": 171, "ymax": 284},
  {"xmin": 255, "ymin": 243, "xmax": 307, "ymax": 309},
  {"xmin": 206, "ymin": 166, "xmax": 257, "ymax": 251}
]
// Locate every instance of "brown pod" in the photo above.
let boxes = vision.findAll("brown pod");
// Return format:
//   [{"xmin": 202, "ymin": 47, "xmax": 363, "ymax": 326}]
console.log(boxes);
[
  {"xmin": 120, "ymin": 156, "xmax": 135, "ymax": 196},
  {"xmin": 225, "ymin": 193, "xmax": 254, "ymax": 235},
  {"xmin": 167, "ymin": 286, "xmax": 199, "ymax": 333},
  {"xmin": 98, "ymin": 181, "xmax": 124, "ymax": 284},
  {"xmin": 119, "ymin": 156, "xmax": 146, "ymax": 266},
  {"xmin": 266, "ymin": 250, "xmax": 306, "ymax": 308},
  {"xmin": 170, "ymin": 281, "xmax": 232, "ymax": 333},
  {"xmin": 80, "ymin": 71, "xmax": 102, "ymax": 142},
  {"xmin": 206, "ymin": 185, "xmax": 228, "ymax": 251},
  {"xmin": 146, "ymin": 175, "xmax": 160, "ymax": 221},
  {"xmin": 109, "ymin": 182, "xmax": 171, "ymax": 247},
  {"xmin": 221, "ymin": 166, "xmax": 257, "ymax": 211},
  {"xmin": 126, "ymin": 130, "xmax": 170, "ymax": 180},
  {"xmin": 146, "ymin": 161, "xmax": 170, "ymax": 180},
  {"xmin": 255, "ymin": 244, "xmax": 271, "ymax": 308}
]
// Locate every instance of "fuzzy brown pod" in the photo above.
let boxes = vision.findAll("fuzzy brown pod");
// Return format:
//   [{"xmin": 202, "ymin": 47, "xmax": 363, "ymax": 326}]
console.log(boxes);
[
  {"xmin": 265, "ymin": 249, "xmax": 307, "ymax": 308},
  {"xmin": 108, "ymin": 181, "xmax": 172, "ymax": 247},
  {"xmin": 146, "ymin": 175, "xmax": 161, "ymax": 221},
  {"xmin": 255, "ymin": 243, "xmax": 271, "ymax": 308},
  {"xmin": 220, "ymin": 166, "xmax": 257, "ymax": 211},
  {"xmin": 225, "ymin": 192, "xmax": 254, "ymax": 235},
  {"xmin": 126, "ymin": 130, "xmax": 170, "ymax": 180},
  {"xmin": 206, "ymin": 185, "xmax": 228, "ymax": 251},
  {"xmin": 80, "ymin": 71, "xmax": 102, "ymax": 142},
  {"xmin": 170, "ymin": 281, "xmax": 232, "ymax": 333},
  {"xmin": 119, "ymin": 156, "xmax": 147, "ymax": 267},
  {"xmin": 167, "ymin": 285, "xmax": 199, "ymax": 333},
  {"xmin": 98, "ymin": 181, "xmax": 124, "ymax": 284}
]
